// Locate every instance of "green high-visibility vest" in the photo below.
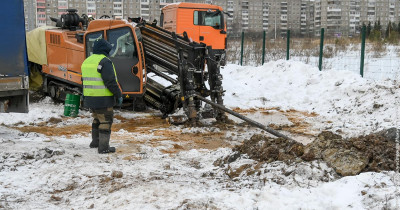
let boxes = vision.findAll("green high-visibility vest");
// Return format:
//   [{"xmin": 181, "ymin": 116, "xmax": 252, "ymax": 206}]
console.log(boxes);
[{"xmin": 81, "ymin": 54, "xmax": 118, "ymax": 97}]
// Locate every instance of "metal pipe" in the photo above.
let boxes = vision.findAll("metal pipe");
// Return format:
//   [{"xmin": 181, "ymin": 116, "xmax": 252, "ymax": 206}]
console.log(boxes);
[{"xmin": 196, "ymin": 94, "xmax": 295, "ymax": 141}]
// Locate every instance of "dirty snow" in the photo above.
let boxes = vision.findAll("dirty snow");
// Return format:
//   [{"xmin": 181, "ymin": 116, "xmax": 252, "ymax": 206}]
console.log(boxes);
[
  {"xmin": 223, "ymin": 60, "xmax": 400, "ymax": 137},
  {"xmin": 1, "ymin": 59, "xmax": 400, "ymax": 209}
]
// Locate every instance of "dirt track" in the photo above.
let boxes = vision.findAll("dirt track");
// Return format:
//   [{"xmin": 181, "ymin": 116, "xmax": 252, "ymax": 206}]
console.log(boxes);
[{"xmin": 10, "ymin": 108, "xmax": 317, "ymax": 153}]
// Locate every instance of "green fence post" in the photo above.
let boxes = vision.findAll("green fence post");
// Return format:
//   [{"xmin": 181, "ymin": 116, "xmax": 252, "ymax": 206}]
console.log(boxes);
[
  {"xmin": 318, "ymin": 28, "xmax": 325, "ymax": 71},
  {"xmin": 240, "ymin": 31, "xmax": 244, "ymax": 66},
  {"xmin": 360, "ymin": 25, "xmax": 366, "ymax": 77},
  {"xmin": 286, "ymin": 30, "xmax": 290, "ymax": 60},
  {"xmin": 262, "ymin": 30, "xmax": 266, "ymax": 65}
]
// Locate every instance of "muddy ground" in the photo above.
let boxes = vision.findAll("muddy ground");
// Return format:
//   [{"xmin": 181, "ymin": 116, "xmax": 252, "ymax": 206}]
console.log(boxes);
[{"xmin": 7, "ymin": 106, "xmax": 399, "ymax": 178}]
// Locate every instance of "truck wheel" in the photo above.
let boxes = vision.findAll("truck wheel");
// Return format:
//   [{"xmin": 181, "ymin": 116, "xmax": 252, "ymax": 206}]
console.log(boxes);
[{"xmin": 49, "ymin": 85, "xmax": 57, "ymax": 99}]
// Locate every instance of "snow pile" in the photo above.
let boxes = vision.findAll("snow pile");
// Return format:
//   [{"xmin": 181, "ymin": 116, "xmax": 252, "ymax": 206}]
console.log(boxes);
[{"xmin": 222, "ymin": 60, "xmax": 399, "ymax": 136}]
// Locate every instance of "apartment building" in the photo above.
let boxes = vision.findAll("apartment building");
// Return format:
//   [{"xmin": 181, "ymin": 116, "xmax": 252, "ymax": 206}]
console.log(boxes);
[
  {"xmin": 23, "ymin": 0, "xmax": 37, "ymax": 31},
  {"xmin": 22, "ymin": 0, "xmax": 400, "ymax": 37},
  {"xmin": 212, "ymin": 0, "xmax": 314, "ymax": 38},
  {"xmin": 314, "ymin": 0, "xmax": 400, "ymax": 37},
  {"xmin": 23, "ymin": 0, "xmax": 177, "ymax": 31},
  {"xmin": 360, "ymin": 0, "xmax": 400, "ymax": 27}
]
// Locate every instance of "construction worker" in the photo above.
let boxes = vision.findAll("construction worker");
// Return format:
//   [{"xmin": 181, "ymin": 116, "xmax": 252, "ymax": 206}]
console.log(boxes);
[{"xmin": 81, "ymin": 39, "xmax": 123, "ymax": 154}]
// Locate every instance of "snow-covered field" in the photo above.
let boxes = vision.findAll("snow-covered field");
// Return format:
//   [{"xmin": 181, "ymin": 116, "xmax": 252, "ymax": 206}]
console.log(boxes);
[{"xmin": 1, "ymin": 60, "xmax": 400, "ymax": 209}]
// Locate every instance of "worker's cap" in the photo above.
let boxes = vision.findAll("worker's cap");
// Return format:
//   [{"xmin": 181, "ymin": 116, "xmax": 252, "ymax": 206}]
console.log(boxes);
[{"xmin": 93, "ymin": 39, "xmax": 113, "ymax": 55}]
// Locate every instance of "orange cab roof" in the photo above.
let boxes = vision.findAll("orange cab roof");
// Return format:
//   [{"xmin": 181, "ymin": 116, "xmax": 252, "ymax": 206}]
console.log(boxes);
[
  {"xmin": 87, "ymin": 19, "xmax": 128, "ymax": 31},
  {"xmin": 163, "ymin": 2, "xmax": 223, "ymax": 10}
]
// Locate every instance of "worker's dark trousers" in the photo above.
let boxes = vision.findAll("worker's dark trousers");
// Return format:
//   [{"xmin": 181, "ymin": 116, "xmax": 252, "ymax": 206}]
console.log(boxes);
[{"xmin": 91, "ymin": 107, "xmax": 114, "ymax": 134}]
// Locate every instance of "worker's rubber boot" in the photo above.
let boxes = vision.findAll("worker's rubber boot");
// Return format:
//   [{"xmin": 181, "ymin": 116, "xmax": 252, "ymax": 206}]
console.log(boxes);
[
  {"xmin": 89, "ymin": 123, "xmax": 99, "ymax": 148},
  {"xmin": 98, "ymin": 130, "xmax": 116, "ymax": 154}
]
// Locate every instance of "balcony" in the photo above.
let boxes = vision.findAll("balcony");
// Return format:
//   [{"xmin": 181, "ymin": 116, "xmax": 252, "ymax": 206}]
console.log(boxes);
[
  {"xmin": 37, "ymin": 0, "xmax": 45, "ymax": 3},
  {"xmin": 327, "ymin": 22, "xmax": 341, "ymax": 27},
  {"xmin": 327, "ymin": 13, "xmax": 341, "ymax": 17},
  {"xmin": 327, "ymin": 7, "xmax": 341, "ymax": 12}
]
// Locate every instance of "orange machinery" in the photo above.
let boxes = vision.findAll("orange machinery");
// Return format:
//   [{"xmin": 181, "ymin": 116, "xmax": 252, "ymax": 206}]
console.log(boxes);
[
  {"xmin": 31, "ymin": 10, "xmax": 146, "ymax": 102},
  {"xmin": 28, "ymin": 9, "xmax": 224, "ymax": 120}
]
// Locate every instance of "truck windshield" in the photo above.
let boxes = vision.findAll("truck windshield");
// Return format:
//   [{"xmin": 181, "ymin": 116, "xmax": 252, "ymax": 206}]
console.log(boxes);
[
  {"xmin": 194, "ymin": 10, "xmax": 222, "ymax": 29},
  {"xmin": 107, "ymin": 27, "xmax": 137, "ymax": 58}
]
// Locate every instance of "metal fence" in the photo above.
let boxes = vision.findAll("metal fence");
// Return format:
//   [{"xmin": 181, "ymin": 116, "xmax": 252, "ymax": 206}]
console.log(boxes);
[{"xmin": 226, "ymin": 27, "xmax": 400, "ymax": 81}]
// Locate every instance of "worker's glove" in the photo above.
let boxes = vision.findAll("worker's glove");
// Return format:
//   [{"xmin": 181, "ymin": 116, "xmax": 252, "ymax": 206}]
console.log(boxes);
[{"xmin": 117, "ymin": 97, "xmax": 123, "ymax": 107}]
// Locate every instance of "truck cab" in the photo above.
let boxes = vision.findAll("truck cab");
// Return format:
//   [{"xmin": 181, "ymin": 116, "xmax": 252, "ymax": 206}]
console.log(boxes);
[{"xmin": 160, "ymin": 3, "xmax": 227, "ymax": 52}]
